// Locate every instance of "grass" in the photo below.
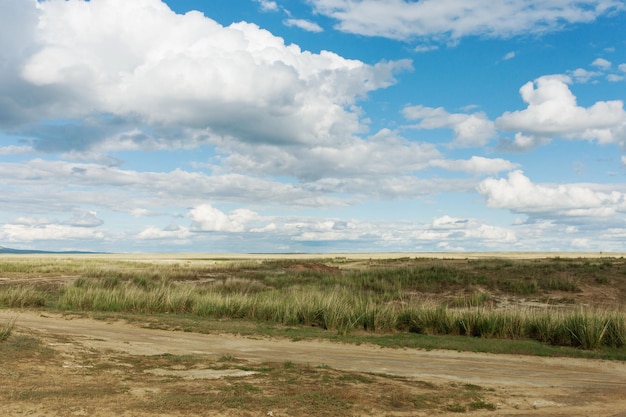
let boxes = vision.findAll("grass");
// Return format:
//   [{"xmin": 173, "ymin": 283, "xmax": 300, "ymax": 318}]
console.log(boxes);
[
  {"xmin": 2, "ymin": 255, "xmax": 626, "ymax": 354},
  {"xmin": 0, "ymin": 317, "xmax": 16, "ymax": 342},
  {"xmin": 0, "ymin": 286, "xmax": 48, "ymax": 308},
  {"xmin": 54, "ymin": 279, "xmax": 626, "ymax": 349}
]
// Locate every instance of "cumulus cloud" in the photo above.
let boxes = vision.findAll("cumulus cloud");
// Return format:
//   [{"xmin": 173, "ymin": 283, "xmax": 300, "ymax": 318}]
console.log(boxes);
[
  {"xmin": 189, "ymin": 204, "xmax": 260, "ymax": 232},
  {"xmin": 64, "ymin": 211, "xmax": 104, "ymax": 227},
  {"xmin": 0, "ymin": 0, "xmax": 63, "ymax": 127},
  {"xmin": 592, "ymin": 58, "xmax": 612, "ymax": 69},
  {"xmin": 4, "ymin": 0, "xmax": 410, "ymax": 153},
  {"xmin": 137, "ymin": 224, "xmax": 191, "ymax": 241},
  {"xmin": 496, "ymin": 75, "xmax": 626, "ymax": 148},
  {"xmin": 569, "ymin": 68, "xmax": 601, "ymax": 83},
  {"xmin": 255, "ymin": 0, "xmax": 279, "ymax": 12},
  {"xmin": 283, "ymin": 215, "xmax": 517, "ymax": 248},
  {"xmin": 403, "ymin": 105, "xmax": 496, "ymax": 147},
  {"xmin": 607, "ymin": 74, "xmax": 625, "ymax": 82},
  {"xmin": 497, "ymin": 132, "xmax": 552, "ymax": 152},
  {"xmin": 568, "ymin": 58, "xmax": 626, "ymax": 83},
  {"xmin": 308, "ymin": 0, "xmax": 625, "ymax": 42},
  {"xmin": 412, "ymin": 215, "xmax": 517, "ymax": 245},
  {"xmin": 477, "ymin": 170, "xmax": 626, "ymax": 218}
]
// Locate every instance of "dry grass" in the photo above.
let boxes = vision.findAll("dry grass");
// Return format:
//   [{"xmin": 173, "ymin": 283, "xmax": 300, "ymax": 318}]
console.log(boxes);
[{"xmin": 0, "ymin": 317, "xmax": 16, "ymax": 342}]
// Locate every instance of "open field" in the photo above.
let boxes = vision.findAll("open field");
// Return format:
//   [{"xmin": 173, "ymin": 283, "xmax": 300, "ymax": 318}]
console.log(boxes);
[{"xmin": 1, "ymin": 253, "xmax": 626, "ymax": 416}]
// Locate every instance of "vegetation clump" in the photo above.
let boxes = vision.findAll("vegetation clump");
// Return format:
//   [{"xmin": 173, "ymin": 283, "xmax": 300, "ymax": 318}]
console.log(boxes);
[{"xmin": 0, "ymin": 317, "xmax": 16, "ymax": 342}]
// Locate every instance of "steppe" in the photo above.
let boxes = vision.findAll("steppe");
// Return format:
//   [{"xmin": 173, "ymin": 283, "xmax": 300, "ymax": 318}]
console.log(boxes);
[{"xmin": 1, "ymin": 252, "xmax": 625, "ymax": 416}]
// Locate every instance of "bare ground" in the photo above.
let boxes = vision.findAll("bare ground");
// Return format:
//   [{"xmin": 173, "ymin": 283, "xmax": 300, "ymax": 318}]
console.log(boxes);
[{"xmin": 2, "ymin": 310, "xmax": 626, "ymax": 417}]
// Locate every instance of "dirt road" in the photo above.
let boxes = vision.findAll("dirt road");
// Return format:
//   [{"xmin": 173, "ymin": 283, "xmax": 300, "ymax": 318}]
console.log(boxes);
[{"xmin": 2, "ymin": 310, "xmax": 626, "ymax": 416}]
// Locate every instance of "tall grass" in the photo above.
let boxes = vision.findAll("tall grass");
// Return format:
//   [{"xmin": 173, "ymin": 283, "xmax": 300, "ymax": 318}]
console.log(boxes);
[
  {"xmin": 0, "ymin": 317, "xmax": 17, "ymax": 342},
  {"xmin": 0, "ymin": 286, "xmax": 48, "ymax": 308},
  {"xmin": 53, "ymin": 277, "xmax": 626, "ymax": 349},
  {"xmin": 4, "ymin": 256, "xmax": 626, "ymax": 350}
]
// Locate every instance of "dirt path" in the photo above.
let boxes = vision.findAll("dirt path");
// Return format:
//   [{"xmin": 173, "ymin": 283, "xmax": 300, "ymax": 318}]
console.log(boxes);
[{"xmin": 2, "ymin": 310, "xmax": 626, "ymax": 416}]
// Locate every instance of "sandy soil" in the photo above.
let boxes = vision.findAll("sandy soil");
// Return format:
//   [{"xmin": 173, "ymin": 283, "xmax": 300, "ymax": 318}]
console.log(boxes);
[{"xmin": 2, "ymin": 310, "xmax": 626, "ymax": 416}]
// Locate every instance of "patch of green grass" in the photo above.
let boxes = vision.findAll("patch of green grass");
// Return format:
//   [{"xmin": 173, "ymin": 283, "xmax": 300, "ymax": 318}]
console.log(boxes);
[
  {"xmin": 218, "ymin": 354, "xmax": 237, "ymax": 362},
  {"xmin": 446, "ymin": 403, "xmax": 467, "ymax": 412},
  {"xmin": 469, "ymin": 399, "xmax": 497, "ymax": 410}
]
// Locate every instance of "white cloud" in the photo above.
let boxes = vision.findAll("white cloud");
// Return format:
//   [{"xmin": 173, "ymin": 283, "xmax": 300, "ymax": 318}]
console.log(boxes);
[
  {"xmin": 221, "ymin": 128, "xmax": 441, "ymax": 181},
  {"xmin": 255, "ymin": 0, "xmax": 279, "ymax": 12},
  {"xmin": 620, "ymin": 63, "xmax": 626, "ymax": 73},
  {"xmin": 496, "ymin": 75, "xmax": 626, "ymax": 147},
  {"xmin": 571, "ymin": 238, "xmax": 591, "ymax": 248},
  {"xmin": 592, "ymin": 57, "xmax": 612, "ymax": 69},
  {"xmin": 189, "ymin": 204, "xmax": 260, "ymax": 232},
  {"xmin": 64, "ymin": 211, "xmax": 104, "ymax": 227},
  {"xmin": 308, "ymin": 0, "xmax": 625, "ymax": 41},
  {"xmin": 137, "ymin": 225, "xmax": 191, "ymax": 241},
  {"xmin": 403, "ymin": 105, "xmax": 496, "ymax": 147},
  {"xmin": 7, "ymin": 0, "xmax": 410, "ymax": 152},
  {"xmin": 13, "ymin": 217, "xmax": 53, "ymax": 226},
  {"xmin": 0, "ymin": 158, "xmax": 352, "ymax": 208},
  {"xmin": 283, "ymin": 18, "xmax": 323, "ymax": 32},
  {"xmin": 429, "ymin": 156, "xmax": 519, "ymax": 175},
  {"xmin": 413, "ymin": 216, "xmax": 517, "ymax": 244},
  {"xmin": 414, "ymin": 44, "xmax": 439, "ymax": 53},
  {"xmin": 503, "ymin": 51, "xmax": 516, "ymax": 60},
  {"xmin": 607, "ymin": 74, "xmax": 625, "ymax": 82},
  {"xmin": 477, "ymin": 170, "xmax": 626, "ymax": 218},
  {"xmin": 569, "ymin": 68, "xmax": 601, "ymax": 83},
  {"xmin": 0, "ymin": 223, "xmax": 105, "ymax": 242},
  {"xmin": 0, "ymin": 145, "xmax": 35, "ymax": 155},
  {"xmin": 497, "ymin": 132, "xmax": 551, "ymax": 152}
]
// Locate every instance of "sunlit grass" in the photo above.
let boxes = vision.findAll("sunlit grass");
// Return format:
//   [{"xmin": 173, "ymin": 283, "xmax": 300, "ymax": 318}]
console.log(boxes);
[{"xmin": 2, "ymin": 255, "xmax": 626, "ymax": 351}]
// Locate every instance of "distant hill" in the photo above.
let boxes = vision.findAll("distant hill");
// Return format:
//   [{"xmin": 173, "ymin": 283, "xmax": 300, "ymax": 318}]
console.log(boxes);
[{"xmin": 0, "ymin": 246, "xmax": 105, "ymax": 255}]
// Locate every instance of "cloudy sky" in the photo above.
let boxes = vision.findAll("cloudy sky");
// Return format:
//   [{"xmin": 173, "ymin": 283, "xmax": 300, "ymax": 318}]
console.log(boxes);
[{"xmin": 1, "ymin": 0, "xmax": 626, "ymax": 253}]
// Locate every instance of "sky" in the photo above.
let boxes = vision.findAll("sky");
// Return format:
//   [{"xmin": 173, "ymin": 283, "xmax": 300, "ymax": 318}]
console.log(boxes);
[{"xmin": 1, "ymin": 0, "xmax": 626, "ymax": 254}]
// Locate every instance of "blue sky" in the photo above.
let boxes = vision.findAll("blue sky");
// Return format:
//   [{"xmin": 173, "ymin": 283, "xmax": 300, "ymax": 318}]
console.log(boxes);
[{"xmin": 1, "ymin": 0, "xmax": 626, "ymax": 253}]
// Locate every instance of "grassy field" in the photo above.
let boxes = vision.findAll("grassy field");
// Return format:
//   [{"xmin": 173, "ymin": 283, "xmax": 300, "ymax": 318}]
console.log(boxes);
[{"xmin": 1, "ymin": 254, "xmax": 625, "ymax": 355}]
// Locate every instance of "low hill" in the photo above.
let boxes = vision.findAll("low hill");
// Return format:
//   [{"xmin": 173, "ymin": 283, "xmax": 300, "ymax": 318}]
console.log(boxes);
[{"xmin": 0, "ymin": 246, "xmax": 104, "ymax": 255}]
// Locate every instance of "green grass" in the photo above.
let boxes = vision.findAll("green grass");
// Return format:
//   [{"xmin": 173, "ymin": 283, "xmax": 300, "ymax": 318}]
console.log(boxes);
[
  {"xmin": 0, "ymin": 286, "xmax": 48, "ymax": 308},
  {"xmin": 2, "ymin": 256, "xmax": 626, "ymax": 353},
  {"xmin": 54, "ymin": 279, "xmax": 626, "ymax": 349}
]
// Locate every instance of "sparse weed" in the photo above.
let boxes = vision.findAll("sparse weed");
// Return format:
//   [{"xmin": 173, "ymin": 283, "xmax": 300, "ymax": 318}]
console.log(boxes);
[{"xmin": 0, "ymin": 317, "xmax": 17, "ymax": 342}]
